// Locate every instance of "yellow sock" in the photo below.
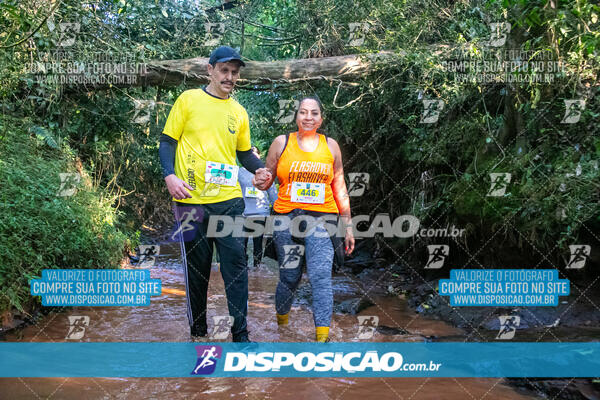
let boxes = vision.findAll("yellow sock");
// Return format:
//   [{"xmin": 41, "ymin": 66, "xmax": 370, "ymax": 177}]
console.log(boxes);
[
  {"xmin": 276, "ymin": 313, "xmax": 289, "ymax": 325},
  {"xmin": 316, "ymin": 326, "xmax": 329, "ymax": 342}
]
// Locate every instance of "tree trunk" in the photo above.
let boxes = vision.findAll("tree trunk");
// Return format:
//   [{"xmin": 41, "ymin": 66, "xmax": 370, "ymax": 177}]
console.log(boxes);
[{"xmin": 72, "ymin": 52, "xmax": 399, "ymax": 90}]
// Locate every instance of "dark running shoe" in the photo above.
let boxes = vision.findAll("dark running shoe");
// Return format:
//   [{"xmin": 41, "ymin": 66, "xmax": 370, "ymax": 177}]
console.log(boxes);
[
  {"xmin": 190, "ymin": 325, "xmax": 208, "ymax": 338},
  {"xmin": 232, "ymin": 332, "xmax": 252, "ymax": 342}
]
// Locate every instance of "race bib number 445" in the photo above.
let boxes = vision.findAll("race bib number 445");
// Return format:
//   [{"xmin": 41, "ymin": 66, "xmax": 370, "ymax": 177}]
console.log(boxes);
[
  {"xmin": 205, "ymin": 162, "xmax": 239, "ymax": 187},
  {"xmin": 291, "ymin": 182, "xmax": 325, "ymax": 204}
]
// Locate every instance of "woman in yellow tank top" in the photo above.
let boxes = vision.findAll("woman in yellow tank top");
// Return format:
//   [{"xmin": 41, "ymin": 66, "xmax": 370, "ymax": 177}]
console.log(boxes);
[{"xmin": 254, "ymin": 97, "xmax": 355, "ymax": 342}]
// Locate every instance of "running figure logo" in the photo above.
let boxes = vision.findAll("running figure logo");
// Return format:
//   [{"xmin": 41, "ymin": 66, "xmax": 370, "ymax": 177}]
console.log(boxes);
[
  {"xmin": 347, "ymin": 22, "xmax": 369, "ymax": 47},
  {"xmin": 276, "ymin": 100, "xmax": 299, "ymax": 124},
  {"xmin": 425, "ymin": 245, "xmax": 449, "ymax": 269},
  {"xmin": 191, "ymin": 345, "xmax": 223, "ymax": 375},
  {"xmin": 496, "ymin": 315, "xmax": 520, "ymax": 340},
  {"xmin": 347, "ymin": 173, "xmax": 370, "ymax": 197},
  {"xmin": 420, "ymin": 100, "xmax": 444, "ymax": 124},
  {"xmin": 47, "ymin": 17, "xmax": 80, "ymax": 47},
  {"xmin": 561, "ymin": 99, "xmax": 585, "ymax": 124},
  {"xmin": 171, "ymin": 207, "xmax": 204, "ymax": 242},
  {"xmin": 199, "ymin": 182, "xmax": 221, "ymax": 198},
  {"xmin": 487, "ymin": 173, "xmax": 511, "ymax": 197},
  {"xmin": 58, "ymin": 172, "xmax": 81, "ymax": 197},
  {"xmin": 356, "ymin": 315, "xmax": 379, "ymax": 339},
  {"xmin": 281, "ymin": 244, "xmax": 305, "ymax": 269},
  {"xmin": 137, "ymin": 245, "xmax": 160, "ymax": 268},
  {"xmin": 210, "ymin": 316, "xmax": 234, "ymax": 339},
  {"xmin": 66, "ymin": 315, "xmax": 90, "ymax": 340},
  {"xmin": 486, "ymin": 22, "xmax": 511, "ymax": 47},
  {"xmin": 203, "ymin": 23, "xmax": 225, "ymax": 46},
  {"xmin": 566, "ymin": 245, "xmax": 591, "ymax": 269},
  {"xmin": 132, "ymin": 99, "xmax": 155, "ymax": 125}
]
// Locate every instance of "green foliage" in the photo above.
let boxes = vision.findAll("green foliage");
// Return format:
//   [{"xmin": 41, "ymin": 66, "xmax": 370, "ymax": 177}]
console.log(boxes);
[
  {"xmin": 240, "ymin": 0, "xmax": 600, "ymax": 256},
  {"xmin": 0, "ymin": 116, "xmax": 129, "ymax": 312},
  {"xmin": 0, "ymin": 0, "xmax": 598, "ymax": 316}
]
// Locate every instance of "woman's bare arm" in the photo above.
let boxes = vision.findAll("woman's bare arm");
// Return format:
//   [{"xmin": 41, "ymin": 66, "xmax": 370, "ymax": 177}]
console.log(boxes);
[{"xmin": 327, "ymin": 137, "xmax": 355, "ymax": 255}]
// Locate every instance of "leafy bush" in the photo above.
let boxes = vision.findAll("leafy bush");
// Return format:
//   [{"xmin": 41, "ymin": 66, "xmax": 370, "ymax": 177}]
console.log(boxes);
[{"xmin": 0, "ymin": 116, "xmax": 129, "ymax": 312}]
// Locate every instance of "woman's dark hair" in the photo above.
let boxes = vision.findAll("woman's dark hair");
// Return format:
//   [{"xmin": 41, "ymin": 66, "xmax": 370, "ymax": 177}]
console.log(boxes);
[{"xmin": 294, "ymin": 95, "xmax": 325, "ymax": 134}]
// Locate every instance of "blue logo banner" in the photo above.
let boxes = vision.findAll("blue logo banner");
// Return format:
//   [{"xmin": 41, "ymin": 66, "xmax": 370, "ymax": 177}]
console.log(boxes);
[
  {"xmin": 439, "ymin": 269, "xmax": 570, "ymax": 306},
  {"xmin": 0, "ymin": 342, "xmax": 598, "ymax": 378},
  {"xmin": 29, "ymin": 269, "xmax": 161, "ymax": 306}
]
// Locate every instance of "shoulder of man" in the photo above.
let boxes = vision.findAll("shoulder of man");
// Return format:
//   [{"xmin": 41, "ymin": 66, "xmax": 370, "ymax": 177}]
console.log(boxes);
[
  {"xmin": 230, "ymin": 97, "xmax": 248, "ymax": 113},
  {"xmin": 180, "ymin": 88, "xmax": 204, "ymax": 99},
  {"xmin": 232, "ymin": 101, "xmax": 250, "ymax": 127},
  {"xmin": 171, "ymin": 89, "xmax": 195, "ymax": 107}
]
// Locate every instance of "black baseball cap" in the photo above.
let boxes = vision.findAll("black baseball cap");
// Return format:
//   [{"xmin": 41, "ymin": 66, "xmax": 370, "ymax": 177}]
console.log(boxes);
[{"xmin": 208, "ymin": 46, "xmax": 246, "ymax": 67}]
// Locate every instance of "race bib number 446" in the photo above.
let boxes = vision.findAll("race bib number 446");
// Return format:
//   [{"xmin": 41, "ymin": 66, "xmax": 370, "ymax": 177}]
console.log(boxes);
[
  {"xmin": 291, "ymin": 182, "xmax": 325, "ymax": 204},
  {"xmin": 205, "ymin": 162, "xmax": 239, "ymax": 187}
]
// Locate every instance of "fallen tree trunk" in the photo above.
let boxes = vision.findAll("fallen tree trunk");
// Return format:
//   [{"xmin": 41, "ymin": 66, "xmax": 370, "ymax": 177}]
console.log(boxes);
[{"xmin": 74, "ymin": 51, "xmax": 400, "ymax": 90}]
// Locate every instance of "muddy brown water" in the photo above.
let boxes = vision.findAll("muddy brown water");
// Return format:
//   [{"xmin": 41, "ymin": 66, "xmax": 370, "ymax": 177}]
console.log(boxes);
[{"xmin": 2, "ymin": 242, "xmax": 540, "ymax": 399}]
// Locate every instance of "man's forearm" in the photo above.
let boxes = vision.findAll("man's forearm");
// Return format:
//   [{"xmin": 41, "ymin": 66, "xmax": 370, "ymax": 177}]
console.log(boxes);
[
  {"xmin": 159, "ymin": 134, "xmax": 177, "ymax": 178},
  {"xmin": 237, "ymin": 149, "xmax": 264, "ymax": 173}
]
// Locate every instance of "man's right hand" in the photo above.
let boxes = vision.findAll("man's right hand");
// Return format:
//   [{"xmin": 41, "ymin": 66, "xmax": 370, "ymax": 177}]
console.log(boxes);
[
  {"xmin": 253, "ymin": 168, "xmax": 273, "ymax": 190},
  {"xmin": 165, "ymin": 174, "xmax": 193, "ymax": 199}
]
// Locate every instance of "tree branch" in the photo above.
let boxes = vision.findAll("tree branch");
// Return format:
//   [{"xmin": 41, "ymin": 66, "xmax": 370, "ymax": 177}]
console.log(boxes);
[
  {"xmin": 65, "ymin": 51, "xmax": 400, "ymax": 91},
  {"xmin": 0, "ymin": 0, "xmax": 62, "ymax": 49}
]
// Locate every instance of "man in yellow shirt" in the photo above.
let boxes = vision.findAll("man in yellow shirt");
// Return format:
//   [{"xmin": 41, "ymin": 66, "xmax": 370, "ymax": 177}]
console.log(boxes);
[{"xmin": 159, "ymin": 46, "xmax": 270, "ymax": 342}]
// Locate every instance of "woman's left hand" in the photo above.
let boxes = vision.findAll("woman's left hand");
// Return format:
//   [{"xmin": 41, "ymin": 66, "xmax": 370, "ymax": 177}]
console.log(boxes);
[{"xmin": 345, "ymin": 227, "xmax": 355, "ymax": 255}]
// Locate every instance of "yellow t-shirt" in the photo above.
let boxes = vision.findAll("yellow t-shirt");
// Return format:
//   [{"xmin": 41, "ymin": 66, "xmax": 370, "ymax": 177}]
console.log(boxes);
[{"xmin": 163, "ymin": 88, "xmax": 251, "ymax": 204}]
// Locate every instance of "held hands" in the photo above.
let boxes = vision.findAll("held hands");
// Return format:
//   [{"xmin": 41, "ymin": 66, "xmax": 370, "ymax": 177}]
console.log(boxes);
[
  {"xmin": 165, "ymin": 174, "xmax": 193, "ymax": 200},
  {"xmin": 253, "ymin": 168, "xmax": 273, "ymax": 190}
]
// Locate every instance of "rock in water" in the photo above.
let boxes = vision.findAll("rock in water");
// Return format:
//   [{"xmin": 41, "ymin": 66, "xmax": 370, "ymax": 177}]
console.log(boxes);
[{"xmin": 334, "ymin": 297, "xmax": 376, "ymax": 314}]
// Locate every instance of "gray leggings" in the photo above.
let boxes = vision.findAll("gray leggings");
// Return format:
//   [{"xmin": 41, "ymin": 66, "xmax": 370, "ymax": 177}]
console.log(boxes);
[{"xmin": 274, "ymin": 209, "xmax": 334, "ymax": 327}]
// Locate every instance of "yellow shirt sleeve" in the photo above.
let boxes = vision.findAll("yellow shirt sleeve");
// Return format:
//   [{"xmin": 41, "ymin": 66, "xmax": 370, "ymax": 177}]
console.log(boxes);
[
  {"xmin": 162, "ymin": 91, "xmax": 188, "ymax": 141},
  {"xmin": 236, "ymin": 108, "xmax": 251, "ymax": 151}
]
